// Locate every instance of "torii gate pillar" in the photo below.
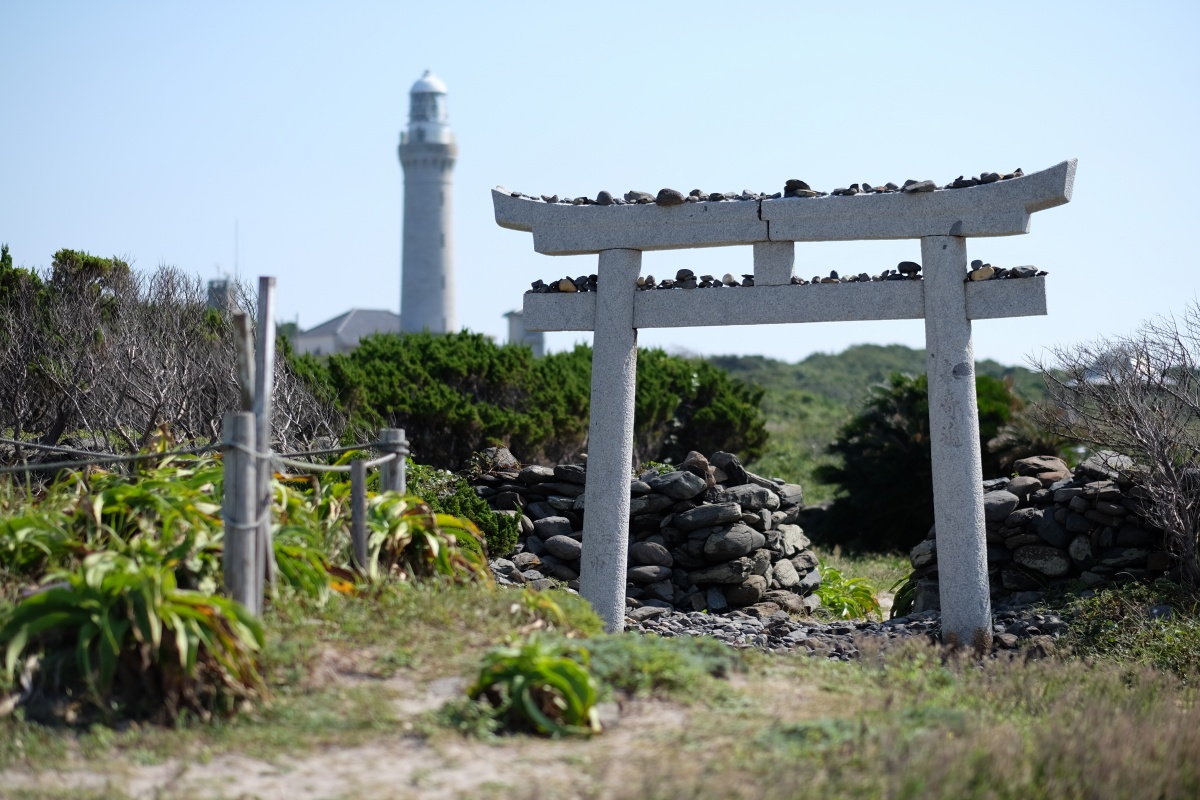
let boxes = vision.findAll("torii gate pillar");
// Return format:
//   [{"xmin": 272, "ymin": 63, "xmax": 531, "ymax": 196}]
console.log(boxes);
[
  {"xmin": 922, "ymin": 236, "xmax": 990, "ymax": 648},
  {"xmin": 580, "ymin": 248, "xmax": 641, "ymax": 631}
]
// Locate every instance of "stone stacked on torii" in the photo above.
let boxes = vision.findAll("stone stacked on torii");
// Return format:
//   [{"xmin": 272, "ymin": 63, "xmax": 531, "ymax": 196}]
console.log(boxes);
[{"xmin": 492, "ymin": 160, "xmax": 1076, "ymax": 648}]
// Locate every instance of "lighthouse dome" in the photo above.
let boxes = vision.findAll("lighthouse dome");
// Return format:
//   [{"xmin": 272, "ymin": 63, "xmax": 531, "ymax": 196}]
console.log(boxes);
[{"xmin": 410, "ymin": 70, "xmax": 448, "ymax": 94}]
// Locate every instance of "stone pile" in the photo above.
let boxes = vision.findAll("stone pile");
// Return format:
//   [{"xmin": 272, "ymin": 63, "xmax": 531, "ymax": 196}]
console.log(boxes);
[
  {"xmin": 906, "ymin": 452, "xmax": 1174, "ymax": 612},
  {"xmin": 474, "ymin": 449, "xmax": 823, "ymax": 616},
  {"xmin": 966, "ymin": 260, "xmax": 1047, "ymax": 282},
  {"xmin": 527, "ymin": 263, "xmax": 928, "ymax": 294},
  {"xmin": 502, "ymin": 169, "xmax": 1028, "ymax": 206}
]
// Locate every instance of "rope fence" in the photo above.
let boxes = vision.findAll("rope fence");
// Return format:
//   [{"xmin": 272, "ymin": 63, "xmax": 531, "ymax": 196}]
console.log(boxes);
[{"xmin": 0, "ymin": 275, "xmax": 410, "ymax": 619}]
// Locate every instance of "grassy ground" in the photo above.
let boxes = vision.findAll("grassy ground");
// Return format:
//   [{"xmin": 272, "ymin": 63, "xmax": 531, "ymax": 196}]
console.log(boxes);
[{"xmin": 2, "ymin": 573, "xmax": 1199, "ymax": 798}]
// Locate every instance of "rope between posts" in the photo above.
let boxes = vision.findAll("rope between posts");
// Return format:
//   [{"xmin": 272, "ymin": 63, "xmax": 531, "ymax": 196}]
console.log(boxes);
[
  {"xmin": 0, "ymin": 437, "xmax": 405, "ymax": 477},
  {"xmin": 0, "ymin": 444, "xmax": 222, "ymax": 475}
]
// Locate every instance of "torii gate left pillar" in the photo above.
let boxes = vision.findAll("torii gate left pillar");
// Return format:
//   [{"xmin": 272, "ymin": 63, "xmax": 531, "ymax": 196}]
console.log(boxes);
[{"xmin": 579, "ymin": 248, "xmax": 641, "ymax": 629}]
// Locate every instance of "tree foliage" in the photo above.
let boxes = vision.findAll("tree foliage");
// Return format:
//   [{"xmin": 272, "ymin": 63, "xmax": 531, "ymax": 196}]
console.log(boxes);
[
  {"xmin": 294, "ymin": 331, "xmax": 767, "ymax": 470},
  {"xmin": 815, "ymin": 372, "xmax": 1018, "ymax": 552}
]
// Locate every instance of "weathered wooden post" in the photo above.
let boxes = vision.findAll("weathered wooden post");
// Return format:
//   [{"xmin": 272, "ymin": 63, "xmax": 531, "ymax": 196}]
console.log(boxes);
[
  {"xmin": 378, "ymin": 428, "xmax": 408, "ymax": 494},
  {"xmin": 579, "ymin": 248, "xmax": 642, "ymax": 632},
  {"xmin": 222, "ymin": 411, "xmax": 259, "ymax": 615},
  {"xmin": 231, "ymin": 312, "xmax": 255, "ymax": 413},
  {"xmin": 922, "ymin": 236, "xmax": 991, "ymax": 648},
  {"xmin": 350, "ymin": 458, "xmax": 368, "ymax": 572},
  {"xmin": 254, "ymin": 277, "xmax": 278, "ymax": 594}
]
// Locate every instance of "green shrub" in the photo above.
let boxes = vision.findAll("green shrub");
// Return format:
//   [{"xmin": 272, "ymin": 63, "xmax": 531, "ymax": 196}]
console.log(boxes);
[
  {"xmin": 586, "ymin": 633, "xmax": 738, "ymax": 697},
  {"xmin": 467, "ymin": 634, "xmax": 601, "ymax": 737},
  {"xmin": 291, "ymin": 331, "xmax": 767, "ymax": 470},
  {"xmin": 426, "ymin": 479, "xmax": 519, "ymax": 558},
  {"xmin": 815, "ymin": 372, "xmax": 1019, "ymax": 551},
  {"xmin": 0, "ymin": 553, "xmax": 264, "ymax": 723},
  {"xmin": 1063, "ymin": 580, "xmax": 1200, "ymax": 678}
]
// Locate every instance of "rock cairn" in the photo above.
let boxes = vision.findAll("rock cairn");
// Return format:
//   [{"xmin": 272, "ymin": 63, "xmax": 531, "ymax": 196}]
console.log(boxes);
[
  {"xmin": 502, "ymin": 169, "xmax": 1027, "ymax": 207},
  {"xmin": 527, "ymin": 261, "xmax": 1048, "ymax": 294},
  {"xmin": 473, "ymin": 449, "xmax": 823, "ymax": 617},
  {"xmin": 906, "ymin": 452, "xmax": 1174, "ymax": 613}
]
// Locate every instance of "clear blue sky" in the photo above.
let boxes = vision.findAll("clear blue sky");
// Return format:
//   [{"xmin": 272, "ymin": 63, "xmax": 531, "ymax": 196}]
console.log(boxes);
[{"xmin": 2, "ymin": 1, "xmax": 1197, "ymax": 365}]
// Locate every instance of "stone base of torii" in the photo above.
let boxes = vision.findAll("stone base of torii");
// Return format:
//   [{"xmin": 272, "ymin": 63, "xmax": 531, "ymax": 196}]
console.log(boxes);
[{"xmin": 493, "ymin": 160, "xmax": 1076, "ymax": 649}]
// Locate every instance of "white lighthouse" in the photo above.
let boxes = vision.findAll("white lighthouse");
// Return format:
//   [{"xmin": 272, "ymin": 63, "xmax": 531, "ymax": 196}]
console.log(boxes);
[{"xmin": 399, "ymin": 70, "xmax": 457, "ymax": 333}]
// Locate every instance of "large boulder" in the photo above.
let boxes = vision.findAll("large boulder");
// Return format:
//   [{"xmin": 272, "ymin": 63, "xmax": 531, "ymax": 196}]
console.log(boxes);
[
  {"xmin": 648, "ymin": 470, "xmax": 708, "ymax": 500},
  {"xmin": 713, "ymin": 484, "xmax": 780, "ymax": 513},
  {"xmin": 703, "ymin": 523, "xmax": 761, "ymax": 560},
  {"xmin": 675, "ymin": 502, "xmax": 742, "ymax": 532},
  {"xmin": 688, "ymin": 557, "xmax": 754, "ymax": 584}
]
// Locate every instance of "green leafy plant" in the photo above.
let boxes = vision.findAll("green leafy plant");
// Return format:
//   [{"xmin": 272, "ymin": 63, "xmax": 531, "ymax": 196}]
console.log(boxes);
[
  {"xmin": 889, "ymin": 573, "xmax": 918, "ymax": 619},
  {"xmin": 366, "ymin": 494, "xmax": 490, "ymax": 583},
  {"xmin": 815, "ymin": 562, "xmax": 882, "ymax": 619},
  {"xmin": 467, "ymin": 634, "xmax": 601, "ymax": 737},
  {"xmin": 425, "ymin": 478, "xmax": 519, "ymax": 558},
  {"xmin": 0, "ymin": 552, "xmax": 264, "ymax": 723}
]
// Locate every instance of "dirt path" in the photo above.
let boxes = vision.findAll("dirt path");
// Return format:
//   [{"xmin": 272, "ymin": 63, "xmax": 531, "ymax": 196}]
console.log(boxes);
[{"xmin": 0, "ymin": 683, "xmax": 690, "ymax": 800}]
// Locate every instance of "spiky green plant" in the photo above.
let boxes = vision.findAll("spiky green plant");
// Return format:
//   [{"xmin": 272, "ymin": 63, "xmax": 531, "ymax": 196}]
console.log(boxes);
[
  {"xmin": 468, "ymin": 634, "xmax": 601, "ymax": 737},
  {"xmin": 0, "ymin": 552, "xmax": 264, "ymax": 722},
  {"xmin": 366, "ymin": 493, "xmax": 490, "ymax": 583}
]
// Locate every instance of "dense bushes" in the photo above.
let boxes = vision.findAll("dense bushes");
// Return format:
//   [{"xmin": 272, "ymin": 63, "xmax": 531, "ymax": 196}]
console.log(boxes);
[
  {"xmin": 0, "ymin": 245, "xmax": 338, "ymax": 456},
  {"xmin": 815, "ymin": 372, "xmax": 1018, "ymax": 551},
  {"xmin": 294, "ymin": 331, "xmax": 767, "ymax": 470}
]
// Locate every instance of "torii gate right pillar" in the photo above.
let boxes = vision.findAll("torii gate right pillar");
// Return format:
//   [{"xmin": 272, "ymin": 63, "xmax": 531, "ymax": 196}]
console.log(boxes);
[{"xmin": 922, "ymin": 235, "xmax": 992, "ymax": 649}]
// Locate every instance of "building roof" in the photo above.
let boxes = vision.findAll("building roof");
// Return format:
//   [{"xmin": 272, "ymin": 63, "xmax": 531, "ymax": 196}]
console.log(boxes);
[
  {"xmin": 411, "ymin": 69, "xmax": 448, "ymax": 94},
  {"xmin": 301, "ymin": 309, "xmax": 401, "ymax": 342}
]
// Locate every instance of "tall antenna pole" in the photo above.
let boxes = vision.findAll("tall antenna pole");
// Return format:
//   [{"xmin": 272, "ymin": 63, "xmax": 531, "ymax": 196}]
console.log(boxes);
[{"xmin": 234, "ymin": 218, "xmax": 240, "ymax": 281}]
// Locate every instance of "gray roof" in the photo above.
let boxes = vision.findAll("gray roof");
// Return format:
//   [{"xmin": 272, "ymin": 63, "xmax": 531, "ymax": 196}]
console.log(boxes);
[{"xmin": 302, "ymin": 309, "xmax": 401, "ymax": 343}]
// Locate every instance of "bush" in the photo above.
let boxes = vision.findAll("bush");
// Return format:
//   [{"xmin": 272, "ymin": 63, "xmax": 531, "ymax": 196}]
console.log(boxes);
[
  {"xmin": 0, "ymin": 246, "xmax": 338, "ymax": 457},
  {"xmin": 586, "ymin": 633, "xmax": 738, "ymax": 697},
  {"xmin": 293, "ymin": 331, "xmax": 767, "ymax": 470},
  {"xmin": 815, "ymin": 372, "xmax": 1018, "ymax": 551},
  {"xmin": 0, "ymin": 553, "xmax": 264, "ymax": 723},
  {"xmin": 426, "ymin": 479, "xmax": 519, "ymax": 558},
  {"xmin": 1063, "ymin": 580, "xmax": 1200, "ymax": 677}
]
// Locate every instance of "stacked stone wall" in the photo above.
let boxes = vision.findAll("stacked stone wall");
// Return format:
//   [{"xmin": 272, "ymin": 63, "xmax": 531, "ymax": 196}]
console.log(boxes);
[
  {"xmin": 908, "ymin": 451, "xmax": 1174, "ymax": 612},
  {"xmin": 470, "ymin": 449, "xmax": 823, "ymax": 617}
]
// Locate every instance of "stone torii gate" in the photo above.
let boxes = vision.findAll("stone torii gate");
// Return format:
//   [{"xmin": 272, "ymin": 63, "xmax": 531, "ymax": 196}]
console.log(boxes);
[{"xmin": 493, "ymin": 160, "xmax": 1076, "ymax": 647}]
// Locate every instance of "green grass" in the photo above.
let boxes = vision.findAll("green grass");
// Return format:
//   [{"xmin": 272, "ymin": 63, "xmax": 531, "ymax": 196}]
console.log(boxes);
[{"xmin": 1060, "ymin": 579, "xmax": 1200, "ymax": 678}]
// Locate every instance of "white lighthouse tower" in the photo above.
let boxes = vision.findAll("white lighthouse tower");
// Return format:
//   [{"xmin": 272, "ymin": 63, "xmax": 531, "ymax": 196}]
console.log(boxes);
[{"xmin": 399, "ymin": 70, "xmax": 457, "ymax": 333}]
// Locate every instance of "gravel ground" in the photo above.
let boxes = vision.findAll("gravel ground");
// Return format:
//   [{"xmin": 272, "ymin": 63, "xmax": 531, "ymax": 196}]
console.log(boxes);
[{"xmin": 627, "ymin": 594, "xmax": 1068, "ymax": 660}]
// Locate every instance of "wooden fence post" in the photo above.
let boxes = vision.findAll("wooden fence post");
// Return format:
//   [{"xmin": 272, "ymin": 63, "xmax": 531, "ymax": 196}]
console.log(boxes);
[
  {"xmin": 254, "ymin": 277, "xmax": 278, "ymax": 595},
  {"xmin": 378, "ymin": 428, "xmax": 408, "ymax": 495},
  {"xmin": 232, "ymin": 313, "xmax": 255, "ymax": 413},
  {"xmin": 351, "ymin": 459, "xmax": 368, "ymax": 573},
  {"xmin": 222, "ymin": 411, "xmax": 259, "ymax": 616}
]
